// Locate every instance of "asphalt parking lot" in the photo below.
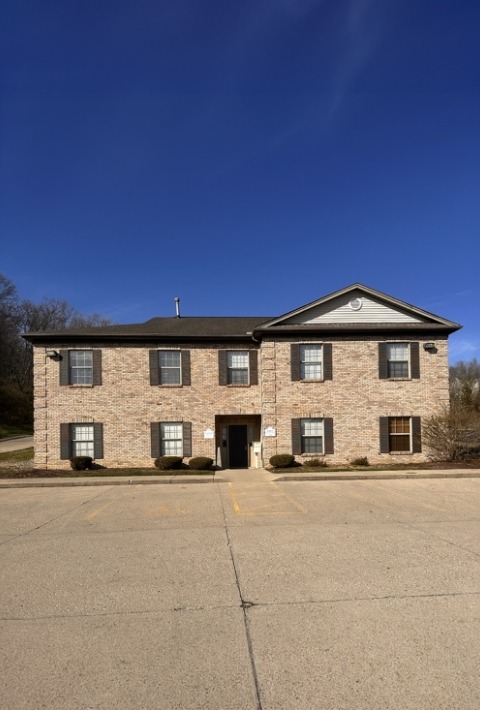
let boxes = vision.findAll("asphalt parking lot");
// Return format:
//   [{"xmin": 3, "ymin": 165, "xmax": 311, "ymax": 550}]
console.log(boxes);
[{"xmin": 1, "ymin": 474, "xmax": 479, "ymax": 709}]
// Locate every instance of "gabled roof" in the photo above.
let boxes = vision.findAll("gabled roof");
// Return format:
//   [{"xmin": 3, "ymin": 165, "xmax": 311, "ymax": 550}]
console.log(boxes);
[
  {"xmin": 253, "ymin": 283, "xmax": 461, "ymax": 335},
  {"xmin": 22, "ymin": 284, "xmax": 461, "ymax": 344}
]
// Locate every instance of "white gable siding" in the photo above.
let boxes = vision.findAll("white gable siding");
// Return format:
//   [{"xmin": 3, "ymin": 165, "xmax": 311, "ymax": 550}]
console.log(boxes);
[{"xmin": 286, "ymin": 293, "xmax": 425, "ymax": 324}]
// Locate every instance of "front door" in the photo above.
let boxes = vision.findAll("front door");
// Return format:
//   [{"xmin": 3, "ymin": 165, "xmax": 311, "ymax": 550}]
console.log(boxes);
[{"xmin": 229, "ymin": 425, "xmax": 248, "ymax": 468}]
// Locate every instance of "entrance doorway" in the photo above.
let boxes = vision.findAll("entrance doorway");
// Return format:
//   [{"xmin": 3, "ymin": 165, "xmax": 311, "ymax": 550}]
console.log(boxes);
[{"xmin": 228, "ymin": 425, "xmax": 248, "ymax": 468}]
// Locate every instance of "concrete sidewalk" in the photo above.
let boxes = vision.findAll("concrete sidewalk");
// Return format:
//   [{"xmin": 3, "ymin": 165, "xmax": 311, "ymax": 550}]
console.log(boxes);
[
  {"xmin": 0, "ymin": 435, "xmax": 34, "ymax": 453},
  {"xmin": 1, "ymin": 466, "xmax": 480, "ymax": 488}
]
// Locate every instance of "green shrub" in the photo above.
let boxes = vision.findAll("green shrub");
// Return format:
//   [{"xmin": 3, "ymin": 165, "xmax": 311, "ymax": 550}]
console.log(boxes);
[
  {"xmin": 350, "ymin": 456, "xmax": 370, "ymax": 466},
  {"xmin": 69, "ymin": 456, "xmax": 93, "ymax": 471},
  {"xmin": 269, "ymin": 453, "xmax": 295, "ymax": 469},
  {"xmin": 303, "ymin": 458, "xmax": 328, "ymax": 468},
  {"xmin": 188, "ymin": 456, "xmax": 214, "ymax": 470},
  {"xmin": 154, "ymin": 456, "xmax": 183, "ymax": 470}
]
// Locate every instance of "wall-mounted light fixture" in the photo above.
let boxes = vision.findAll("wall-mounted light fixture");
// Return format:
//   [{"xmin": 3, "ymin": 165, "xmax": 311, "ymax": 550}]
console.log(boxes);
[
  {"xmin": 46, "ymin": 350, "xmax": 59, "ymax": 359},
  {"xmin": 423, "ymin": 342, "xmax": 436, "ymax": 351}
]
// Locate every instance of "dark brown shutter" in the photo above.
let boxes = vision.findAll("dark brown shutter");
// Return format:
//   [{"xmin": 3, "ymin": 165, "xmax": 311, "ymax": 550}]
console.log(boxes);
[
  {"xmin": 378, "ymin": 343, "xmax": 388, "ymax": 379},
  {"xmin": 218, "ymin": 350, "xmax": 228, "ymax": 385},
  {"xmin": 93, "ymin": 423, "xmax": 103, "ymax": 459},
  {"xmin": 149, "ymin": 350, "xmax": 159, "ymax": 386},
  {"xmin": 59, "ymin": 350, "xmax": 69, "ymax": 385},
  {"xmin": 324, "ymin": 418, "xmax": 334, "ymax": 454},
  {"xmin": 181, "ymin": 350, "xmax": 191, "ymax": 386},
  {"xmin": 150, "ymin": 422, "xmax": 161, "ymax": 458},
  {"xmin": 412, "ymin": 416, "xmax": 422, "ymax": 452},
  {"xmin": 292, "ymin": 418, "xmax": 302, "ymax": 455},
  {"xmin": 291, "ymin": 344, "xmax": 301, "ymax": 381},
  {"xmin": 182, "ymin": 422, "xmax": 192, "ymax": 457},
  {"xmin": 60, "ymin": 423, "xmax": 71, "ymax": 459},
  {"xmin": 249, "ymin": 350, "xmax": 258, "ymax": 385},
  {"xmin": 379, "ymin": 417, "xmax": 390, "ymax": 453},
  {"xmin": 92, "ymin": 350, "xmax": 102, "ymax": 386},
  {"xmin": 323, "ymin": 344, "xmax": 333, "ymax": 380},
  {"xmin": 410, "ymin": 342, "xmax": 420, "ymax": 379}
]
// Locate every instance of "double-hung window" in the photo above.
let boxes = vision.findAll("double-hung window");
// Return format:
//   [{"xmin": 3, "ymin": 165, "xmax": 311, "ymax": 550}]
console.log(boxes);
[
  {"xmin": 386, "ymin": 344, "xmax": 409, "ymax": 378},
  {"xmin": 227, "ymin": 351, "xmax": 249, "ymax": 385},
  {"xmin": 300, "ymin": 345, "xmax": 323, "ymax": 380},
  {"xmin": 159, "ymin": 351, "xmax": 181, "ymax": 385},
  {"xmin": 60, "ymin": 350, "xmax": 101, "ymax": 386},
  {"xmin": 160, "ymin": 422, "xmax": 183, "ymax": 455},
  {"xmin": 379, "ymin": 342, "xmax": 419, "ymax": 380},
  {"xmin": 70, "ymin": 350, "xmax": 93, "ymax": 384},
  {"xmin": 380, "ymin": 416, "xmax": 421, "ymax": 453},
  {"xmin": 71, "ymin": 424, "xmax": 95, "ymax": 457},
  {"xmin": 301, "ymin": 418, "xmax": 324, "ymax": 454}
]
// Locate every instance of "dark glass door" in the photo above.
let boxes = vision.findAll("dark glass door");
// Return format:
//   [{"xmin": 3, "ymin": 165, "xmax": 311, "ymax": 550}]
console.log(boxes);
[{"xmin": 229, "ymin": 425, "xmax": 248, "ymax": 468}]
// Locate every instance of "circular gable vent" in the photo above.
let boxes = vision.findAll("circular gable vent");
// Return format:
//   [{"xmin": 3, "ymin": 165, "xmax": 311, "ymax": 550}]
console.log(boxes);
[{"xmin": 349, "ymin": 297, "xmax": 362, "ymax": 311}]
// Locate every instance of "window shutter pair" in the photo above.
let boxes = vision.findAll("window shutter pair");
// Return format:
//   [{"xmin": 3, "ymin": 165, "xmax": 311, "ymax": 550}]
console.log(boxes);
[
  {"xmin": 378, "ymin": 342, "xmax": 420, "ymax": 379},
  {"xmin": 150, "ymin": 422, "xmax": 192, "ymax": 458},
  {"xmin": 218, "ymin": 350, "xmax": 258, "ymax": 385},
  {"xmin": 59, "ymin": 350, "xmax": 102, "ymax": 385},
  {"xmin": 379, "ymin": 417, "xmax": 421, "ymax": 453},
  {"xmin": 291, "ymin": 344, "xmax": 333, "ymax": 381},
  {"xmin": 149, "ymin": 350, "xmax": 191, "ymax": 386},
  {"xmin": 60, "ymin": 423, "xmax": 103, "ymax": 459},
  {"xmin": 291, "ymin": 418, "xmax": 334, "ymax": 455}
]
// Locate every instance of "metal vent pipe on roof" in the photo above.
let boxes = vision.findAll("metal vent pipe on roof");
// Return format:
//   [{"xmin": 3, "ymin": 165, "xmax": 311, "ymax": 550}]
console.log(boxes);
[{"xmin": 174, "ymin": 297, "xmax": 181, "ymax": 318}]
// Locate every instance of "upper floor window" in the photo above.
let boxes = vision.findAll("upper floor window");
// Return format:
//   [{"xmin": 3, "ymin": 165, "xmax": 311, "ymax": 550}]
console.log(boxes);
[
  {"xmin": 379, "ymin": 342, "xmax": 420, "ymax": 380},
  {"xmin": 219, "ymin": 350, "xmax": 258, "ymax": 386},
  {"xmin": 291, "ymin": 343, "xmax": 332, "ymax": 381},
  {"xmin": 227, "ymin": 351, "xmax": 249, "ymax": 385},
  {"xmin": 149, "ymin": 350, "xmax": 191, "ymax": 386},
  {"xmin": 159, "ymin": 351, "xmax": 181, "ymax": 384},
  {"xmin": 300, "ymin": 345, "xmax": 323, "ymax": 380},
  {"xmin": 70, "ymin": 350, "xmax": 93, "ymax": 385},
  {"xmin": 59, "ymin": 350, "xmax": 102, "ymax": 386},
  {"xmin": 386, "ymin": 343, "xmax": 409, "ymax": 378}
]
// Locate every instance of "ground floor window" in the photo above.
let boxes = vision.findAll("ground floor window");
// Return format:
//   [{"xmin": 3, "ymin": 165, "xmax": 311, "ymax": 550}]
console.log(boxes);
[
  {"xmin": 60, "ymin": 423, "xmax": 104, "ymax": 460},
  {"xmin": 161, "ymin": 422, "xmax": 183, "ymax": 455},
  {"xmin": 380, "ymin": 416, "xmax": 421, "ymax": 453},
  {"xmin": 301, "ymin": 418, "xmax": 324, "ymax": 453}
]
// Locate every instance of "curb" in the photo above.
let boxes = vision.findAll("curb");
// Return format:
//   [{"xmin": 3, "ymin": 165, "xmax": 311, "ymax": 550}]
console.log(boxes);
[
  {"xmin": 274, "ymin": 472, "xmax": 480, "ymax": 482},
  {"xmin": 0, "ymin": 475, "xmax": 227, "ymax": 488}
]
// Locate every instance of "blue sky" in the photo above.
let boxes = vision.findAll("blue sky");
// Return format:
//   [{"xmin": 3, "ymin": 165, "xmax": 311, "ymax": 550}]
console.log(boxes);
[{"xmin": 1, "ymin": 0, "xmax": 478, "ymax": 362}]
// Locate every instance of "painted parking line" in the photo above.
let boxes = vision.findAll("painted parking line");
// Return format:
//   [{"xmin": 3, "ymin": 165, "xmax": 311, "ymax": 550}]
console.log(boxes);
[
  {"xmin": 147, "ymin": 504, "xmax": 187, "ymax": 518},
  {"xmin": 83, "ymin": 502, "xmax": 114, "ymax": 522},
  {"xmin": 229, "ymin": 482, "xmax": 307, "ymax": 516}
]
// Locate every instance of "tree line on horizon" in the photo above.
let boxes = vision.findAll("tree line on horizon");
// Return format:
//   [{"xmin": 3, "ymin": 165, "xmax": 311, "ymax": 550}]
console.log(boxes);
[{"xmin": 0, "ymin": 272, "xmax": 112, "ymax": 424}]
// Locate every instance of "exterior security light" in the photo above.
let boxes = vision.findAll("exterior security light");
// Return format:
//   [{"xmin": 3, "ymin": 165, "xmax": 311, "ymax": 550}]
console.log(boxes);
[
  {"xmin": 46, "ymin": 350, "xmax": 59, "ymax": 358},
  {"xmin": 423, "ymin": 343, "xmax": 436, "ymax": 351}
]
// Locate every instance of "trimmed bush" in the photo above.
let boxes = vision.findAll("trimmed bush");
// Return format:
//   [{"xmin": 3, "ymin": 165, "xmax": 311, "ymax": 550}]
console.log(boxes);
[
  {"xmin": 269, "ymin": 453, "xmax": 295, "ymax": 469},
  {"xmin": 188, "ymin": 456, "xmax": 214, "ymax": 471},
  {"xmin": 350, "ymin": 456, "xmax": 370, "ymax": 466},
  {"xmin": 154, "ymin": 456, "xmax": 183, "ymax": 470},
  {"xmin": 70, "ymin": 456, "xmax": 93, "ymax": 471}
]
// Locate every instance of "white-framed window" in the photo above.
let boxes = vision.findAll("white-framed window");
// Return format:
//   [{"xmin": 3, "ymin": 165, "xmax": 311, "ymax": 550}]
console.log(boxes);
[
  {"xmin": 227, "ymin": 351, "xmax": 249, "ymax": 385},
  {"xmin": 70, "ymin": 350, "xmax": 93, "ymax": 385},
  {"xmin": 386, "ymin": 343, "xmax": 409, "ymax": 378},
  {"xmin": 159, "ymin": 351, "xmax": 181, "ymax": 385},
  {"xmin": 301, "ymin": 418, "xmax": 324, "ymax": 454},
  {"xmin": 71, "ymin": 424, "xmax": 94, "ymax": 457},
  {"xmin": 388, "ymin": 417, "xmax": 411, "ymax": 452},
  {"xmin": 300, "ymin": 345, "xmax": 323, "ymax": 380},
  {"xmin": 161, "ymin": 422, "xmax": 183, "ymax": 456}
]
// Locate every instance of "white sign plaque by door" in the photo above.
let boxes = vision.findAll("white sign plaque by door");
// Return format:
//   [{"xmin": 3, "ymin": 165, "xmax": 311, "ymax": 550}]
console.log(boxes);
[
  {"xmin": 264, "ymin": 426, "xmax": 276, "ymax": 437},
  {"xmin": 203, "ymin": 428, "xmax": 214, "ymax": 439}
]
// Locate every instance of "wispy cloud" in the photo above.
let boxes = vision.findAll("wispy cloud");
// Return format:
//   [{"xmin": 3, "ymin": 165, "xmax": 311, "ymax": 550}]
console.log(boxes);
[{"xmin": 449, "ymin": 337, "xmax": 480, "ymax": 362}]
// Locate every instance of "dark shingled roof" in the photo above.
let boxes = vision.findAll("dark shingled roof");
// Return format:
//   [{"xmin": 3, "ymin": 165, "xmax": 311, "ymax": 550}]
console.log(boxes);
[{"xmin": 22, "ymin": 317, "xmax": 274, "ymax": 343}]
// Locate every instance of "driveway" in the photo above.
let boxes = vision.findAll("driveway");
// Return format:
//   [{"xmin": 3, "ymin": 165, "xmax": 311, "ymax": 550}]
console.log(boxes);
[{"xmin": 0, "ymin": 435, "xmax": 33, "ymax": 452}]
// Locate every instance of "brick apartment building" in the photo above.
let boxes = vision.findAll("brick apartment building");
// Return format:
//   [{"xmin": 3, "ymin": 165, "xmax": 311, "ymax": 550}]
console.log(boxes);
[{"xmin": 24, "ymin": 284, "xmax": 461, "ymax": 470}]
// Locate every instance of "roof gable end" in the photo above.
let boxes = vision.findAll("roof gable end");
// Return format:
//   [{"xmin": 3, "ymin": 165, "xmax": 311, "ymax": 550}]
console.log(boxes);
[{"xmin": 257, "ymin": 284, "xmax": 461, "ymax": 330}]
